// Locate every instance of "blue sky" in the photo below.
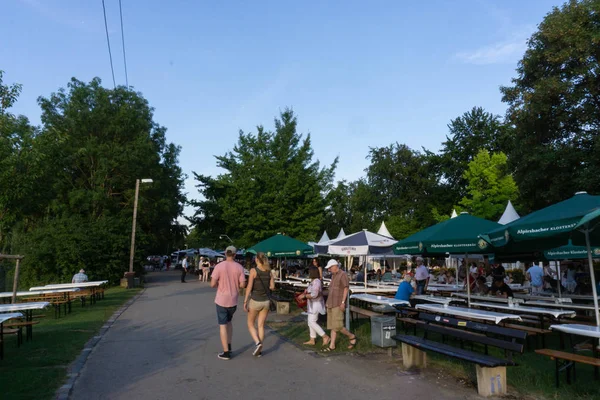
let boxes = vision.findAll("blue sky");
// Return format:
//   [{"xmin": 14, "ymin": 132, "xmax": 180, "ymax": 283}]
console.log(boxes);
[{"xmin": 1, "ymin": 0, "xmax": 561, "ymax": 220}]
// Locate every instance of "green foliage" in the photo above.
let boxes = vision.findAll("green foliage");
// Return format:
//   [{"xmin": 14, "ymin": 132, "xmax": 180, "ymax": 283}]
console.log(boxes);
[
  {"xmin": 501, "ymin": 0, "xmax": 600, "ymax": 212},
  {"xmin": 457, "ymin": 150, "xmax": 519, "ymax": 221},
  {"xmin": 192, "ymin": 109, "xmax": 336, "ymax": 248},
  {"xmin": 1, "ymin": 75, "xmax": 186, "ymax": 286}
]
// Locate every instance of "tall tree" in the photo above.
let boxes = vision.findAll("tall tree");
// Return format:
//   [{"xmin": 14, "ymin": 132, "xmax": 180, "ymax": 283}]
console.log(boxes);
[
  {"xmin": 193, "ymin": 109, "xmax": 336, "ymax": 248},
  {"xmin": 457, "ymin": 150, "xmax": 519, "ymax": 221},
  {"xmin": 438, "ymin": 107, "xmax": 509, "ymax": 201},
  {"xmin": 501, "ymin": 0, "xmax": 600, "ymax": 211}
]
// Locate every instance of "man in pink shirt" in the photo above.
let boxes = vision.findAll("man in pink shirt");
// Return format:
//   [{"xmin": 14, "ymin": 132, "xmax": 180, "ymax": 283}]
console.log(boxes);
[{"xmin": 211, "ymin": 245, "xmax": 246, "ymax": 360}]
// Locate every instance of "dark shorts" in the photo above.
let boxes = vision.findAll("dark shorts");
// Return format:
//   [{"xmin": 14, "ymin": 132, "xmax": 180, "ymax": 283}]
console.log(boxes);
[{"xmin": 216, "ymin": 304, "xmax": 237, "ymax": 325}]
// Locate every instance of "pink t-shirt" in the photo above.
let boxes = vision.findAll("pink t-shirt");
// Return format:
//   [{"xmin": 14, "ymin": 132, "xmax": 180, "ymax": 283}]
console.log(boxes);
[{"xmin": 212, "ymin": 260, "xmax": 246, "ymax": 307}]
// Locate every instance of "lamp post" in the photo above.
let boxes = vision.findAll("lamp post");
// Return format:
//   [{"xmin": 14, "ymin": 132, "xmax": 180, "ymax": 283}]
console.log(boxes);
[
  {"xmin": 219, "ymin": 234, "xmax": 233, "ymax": 244},
  {"xmin": 129, "ymin": 178, "xmax": 153, "ymax": 274}
]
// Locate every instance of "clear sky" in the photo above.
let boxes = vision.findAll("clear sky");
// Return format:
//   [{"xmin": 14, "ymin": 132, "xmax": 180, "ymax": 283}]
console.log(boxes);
[{"xmin": 1, "ymin": 0, "xmax": 561, "ymax": 220}]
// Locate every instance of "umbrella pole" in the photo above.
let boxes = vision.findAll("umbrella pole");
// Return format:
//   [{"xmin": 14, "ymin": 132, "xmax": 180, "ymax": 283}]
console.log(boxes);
[
  {"xmin": 557, "ymin": 261, "xmax": 562, "ymax": 299},
  {"xmin": 584, "ymin": 229, "xmax": 600, "ymax": 327},
  {"xmin": 466, "ymin": 253, "xmax": 471, "ymax": 308},
  {"xmin": 364, "ymin": 255, "xmax": 367, "ymax": 288}
]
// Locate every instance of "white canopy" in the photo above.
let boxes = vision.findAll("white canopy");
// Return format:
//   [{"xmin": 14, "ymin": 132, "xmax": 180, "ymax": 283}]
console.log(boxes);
[
  {"xmin": 318, "ymin": 231, "xmax": 330, "ymax": 244},
  {"xmin": 377, "ymin": 221, "xmax": 394, "ymax": 239},
  {"xmin": 335, "ymin": 228, "xmax": 346, "ymax": 239},
  {"xmin": 451, "ymin": 209, "xmax": 458, "ymax": 219},
  {"xmin": 498, "ymin": 200, "xmax": 520, "ymax": 225}
]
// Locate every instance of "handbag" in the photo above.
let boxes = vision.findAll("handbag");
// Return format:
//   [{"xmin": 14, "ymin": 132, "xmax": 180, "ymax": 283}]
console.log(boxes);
[
  {"xmin": 295, "ymin": 292, "xmax": 307, "ymax": 310},
  {"xmin": 256, "ymin": 268, "xmax": 277, "ymax": 312}
]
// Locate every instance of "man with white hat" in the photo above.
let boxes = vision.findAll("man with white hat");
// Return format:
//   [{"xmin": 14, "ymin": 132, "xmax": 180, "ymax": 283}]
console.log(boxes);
[{"xmin": 323, "ymin": 259, "xmax": 356, "ymax": 352}]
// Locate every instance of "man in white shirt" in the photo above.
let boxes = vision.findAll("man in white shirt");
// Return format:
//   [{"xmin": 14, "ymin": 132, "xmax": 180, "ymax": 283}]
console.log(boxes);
[
  {"xmin": 414, "ymin": 257, "xmax": 429, "ymax": 295},
  {"xmin": 181, "ymin": 255, "xmax": 189, "ymax": 283}
]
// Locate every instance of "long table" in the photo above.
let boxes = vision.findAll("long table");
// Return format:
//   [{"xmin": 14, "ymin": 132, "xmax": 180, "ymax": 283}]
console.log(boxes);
[
  {"xmin": 0, "ymin": 312, "xmax": 23, "ymax": 359},
  {"xmin": 415, "ymin": 303, "xmax": 522, "ymax": 324},
  {"xmin": 29, "ymin": 281, "xmax": 108, "ymax": 290},
  {"xmin": 451, "ymin": 293, "xmax": 525, "ymax": 304},
  {"xmin": 350, "ymin": 294, "xmax": 409, "ymax": 307},
  {"xmin": 413, "ymin": 295, "xmax": 465, "ymax": 305},
  {"xmin": 525, "ymin": 301, "xmax": 597, "ymax": 312},
  {"xmin": 0, "ymin": 302, "xmax": 50, "ymax": 340},
  {"xmin": 469, "ymin": 302, "xmax": 576, "ymax": 320},
  {"xmin": 550, "ymin": 324, "xmax": 600, "ymax": 339},
  {"xmin": 0, "ymin": 288, "xmax": 80, "ymax": 299}
]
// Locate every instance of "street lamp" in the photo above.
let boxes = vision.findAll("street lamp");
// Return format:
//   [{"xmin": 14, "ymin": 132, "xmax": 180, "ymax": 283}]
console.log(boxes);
[
  {"xmin": 219, "ymin": 234, "xmax": 233, "ymax": 243},
  {"xmin": 129, "ymin": 178, "xmax": 153, "ymax": 273}
]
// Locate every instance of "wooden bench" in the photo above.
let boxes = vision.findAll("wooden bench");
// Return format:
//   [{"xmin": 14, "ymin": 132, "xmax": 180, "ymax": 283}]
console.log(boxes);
[
  {"xmin": 394, "ymin": 312, "xmax": 526, "ymax": 397},
  {"xmin": 5, "ymin": 320, "xmax": 40, "ymax": 342},
  {"xmin": 0, "ymin": 327, "xmax": 22, "ymax": 359},
  {"xmin": 535, "ymin": 349, "xmax": 600, "ymax": 387}
]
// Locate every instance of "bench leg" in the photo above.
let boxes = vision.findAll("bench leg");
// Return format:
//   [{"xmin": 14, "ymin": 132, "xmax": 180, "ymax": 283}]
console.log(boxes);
[
  {"xmin": 476, "ymin": 365, "xmax": 506, "ymax": 397},
  {"xmin": 401, "ymin": 343, "xmax": 426, "ymax": 369},
  {"xmin": 555, "ymin": 357, "xmax": 560, "ymax": 388}
]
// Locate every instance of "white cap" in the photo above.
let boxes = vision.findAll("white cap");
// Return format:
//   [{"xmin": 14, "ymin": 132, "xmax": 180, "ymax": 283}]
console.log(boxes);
[{"xmin": 325, "ymin": 259, "xmax": 339, "ymax": 269}]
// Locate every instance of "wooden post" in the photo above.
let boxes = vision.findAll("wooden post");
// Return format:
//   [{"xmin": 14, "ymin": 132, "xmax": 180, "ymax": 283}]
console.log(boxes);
[
  {"xmin": 401, "ymin": 343, "xmax": 427, "ymax": 368},
  {"xmin": 11, "ymin": 258, "xmax": 21, "ymax": 304},
  {"xmin": 475, "ymin": 365, "xmax": 507, "ymax": 397}
]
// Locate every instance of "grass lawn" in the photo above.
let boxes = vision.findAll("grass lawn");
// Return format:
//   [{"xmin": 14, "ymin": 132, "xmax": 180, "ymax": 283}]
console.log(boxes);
[
  {"xmin": 270, "ymin": 315, "xmax": 600, "ymax": 400},
  {"xmin": 0, "ymin": 287, "xmax": 142, "ymax": 400}
]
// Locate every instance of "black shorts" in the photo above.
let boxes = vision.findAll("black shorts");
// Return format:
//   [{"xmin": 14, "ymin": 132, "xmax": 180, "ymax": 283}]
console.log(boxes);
[{"xmin": 216, "ymin": 304, "xmax": 237, "ymax": 325}]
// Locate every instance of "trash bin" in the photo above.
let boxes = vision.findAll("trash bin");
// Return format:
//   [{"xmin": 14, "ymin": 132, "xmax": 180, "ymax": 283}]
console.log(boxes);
[
  {"xmin": 123, "ymin": 272, "xmax": 135, "ymax": 289},
  {"xmin": 370, "ymin": 315, "xmax": 396, "ymax": 348}
]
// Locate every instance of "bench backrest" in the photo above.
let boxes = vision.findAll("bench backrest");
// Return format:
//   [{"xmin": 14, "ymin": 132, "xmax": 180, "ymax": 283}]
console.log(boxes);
[{"xmin": 419, "ymin": 312, "xmax": 527, "ymax": 341}]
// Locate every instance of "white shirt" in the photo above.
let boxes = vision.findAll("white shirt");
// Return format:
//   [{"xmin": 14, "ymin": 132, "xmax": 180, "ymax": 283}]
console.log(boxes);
[
  {"xmin": 306, "ymin": 279, "xmax": 325, "ymax": 315},
  {"xmin": 182, "ymin": 258, "xmax": 188, "ymax": 270},
  {"xmin": 415, "ymin": 265, "xmax": 429, "ymax": 281}
]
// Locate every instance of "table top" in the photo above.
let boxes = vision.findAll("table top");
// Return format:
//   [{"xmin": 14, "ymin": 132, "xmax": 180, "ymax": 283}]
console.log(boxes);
[
  {"xmin": 349, "ymin": 287, "xmax": 399, "ymax": 294},
  {"xmin": 415, "ymin": 304, "xmax": 522, "ymax": 324},
  {"xmin": 426, "ymin": 285, "xmax": 464, "ymax": 292},
  {"xmin": 0, "ymin": 312, "xmax": 23, "ymax": 324},
  {"xmin": 413, "ymin": 295, "xmax": 465, "ymax": 305},
  {"xmin": 469, "ymin": 302, "xmax": 576, "ymax": 319},
  {"xmin": 524, "ymin": 301, "xmax": 597, "ymax": 311},
  {"xmin": 30, "ymin": 281, "xmax": 108, "ymax": 291},
  {"xmin": 0, "ymin": 302, "xmax": 50, "ymax": 312},
  {"xmin": 350, "ymin": 294, "xmax": 409, "ymax": 306},
  {"xmin": 550, "ymin": 324, "xmax": 600, "ymax": 339},
  {"xmin": 514, "ymin": 294, "xmax": 575, "ymax": 303},
  {"xmin": 0, "ymin": 288, "xmax": 80, "ymax": 298},
  {"xmin": 451, "ymin": 293, "xmax": 525, "ymax": 304}
]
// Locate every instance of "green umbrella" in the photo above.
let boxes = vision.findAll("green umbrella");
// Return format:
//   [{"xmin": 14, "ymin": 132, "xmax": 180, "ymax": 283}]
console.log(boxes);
[
  {"xmin": 247, "ymin": 234, "xmax": 313, "ymax": 257},
  {"xmin": 393, "ymin": 212, "xmax": 501, "ymax": 256},
  {"xmin": 544, "ymin": 239, "xmax": 600, "ymax": 260},
  {"xmin": 482, "ymin": 191, "xmax": 600, "ymax": 327}
]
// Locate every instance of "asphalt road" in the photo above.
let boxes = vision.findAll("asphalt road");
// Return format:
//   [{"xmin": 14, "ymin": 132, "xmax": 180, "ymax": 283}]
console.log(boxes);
[{"xmin": 70, "ymin": 271, "xmax": 472, "ymax": 400}]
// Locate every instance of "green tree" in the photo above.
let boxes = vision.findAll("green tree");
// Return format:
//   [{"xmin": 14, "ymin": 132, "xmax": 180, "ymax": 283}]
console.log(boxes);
[
  {"xmin": 438, "ymin": 106, "xmax": 509, "ymax": 202},
  {"xmin": 193, "ymin": 109, "xmax": 336, "ymax": 248},
  {"xmin": 501, "ymin": 0, "xmax": 600, "ymax": 211},
  {"xmin": 457, "ymin": 150, "xmax": 519, "ymax": 221}
]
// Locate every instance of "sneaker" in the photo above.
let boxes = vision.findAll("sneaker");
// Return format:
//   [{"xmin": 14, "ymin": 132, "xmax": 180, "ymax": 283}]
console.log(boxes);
[
  {"xmin": 253, "ymin": 342, "xmax": 263, "ymax": 357},
  {"xmin": 217, "ymin": 351, "xmax": 231, "ymax": 360}
]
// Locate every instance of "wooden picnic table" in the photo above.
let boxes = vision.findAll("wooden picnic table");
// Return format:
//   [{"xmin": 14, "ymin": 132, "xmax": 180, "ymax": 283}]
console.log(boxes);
[
  {"xmin": 0, "ymin": 312, "xmax": 23, "ymax": 360},
  {"xmin": 349, "ymin": 294, "xmax": 409, "ymax": 307},
  {"xmin": 413, "ymin": 295, "xmax": 465, "ymax": 305},
  {"xmin": 525, "ymin": 301, "xmax": 597, "ymax": 312},
  {"xmin": 426, "ymin": 284, "xmax": 464, "ymax": 293},
  {"xmin": 0, "ymin": 302, "xmax": 50, "ymax": 340},
  {"xmin": 415, "ymin": 304, "xmax": 522, "ymax": 324},
  {"xmin": 469, "ymin": 302, "xmax": 576, "ymax": 322},
  {"xmin": 0, "ymin": 288, "xmax": 80, "ymax": 299},
  {"xmin": 549, "ymin": 323, "xmax": 600, "ymax": 381},
  {"xmin": 29, "ymin": 281, "xmax": 108, "ymax": 290},
  {"xmin": 451, "ymin": 293, "xmax": 525, "ymax": 304}
]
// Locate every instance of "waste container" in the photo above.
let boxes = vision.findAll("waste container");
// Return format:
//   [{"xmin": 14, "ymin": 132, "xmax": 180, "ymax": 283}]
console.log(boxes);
[
  {"xmin": 123, "ymin": 272, "xmax": 135, "ymax": 289},
  {"xmin": 370, "ymin": 315, "xmax": 396, "ymax": 348}
]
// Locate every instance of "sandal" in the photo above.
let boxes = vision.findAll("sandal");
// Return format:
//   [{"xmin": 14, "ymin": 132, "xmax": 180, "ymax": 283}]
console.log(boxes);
[
  {"xmin": 321, "ymin": 346, "xmax": 335, "ymax": 352},
  {"xmin": 347, "ymin": 335, "xmax": 358, "ymax": 350},
  {"xmin": 322, "ymin": 336, "xmax": 331, "ymax": 347}
]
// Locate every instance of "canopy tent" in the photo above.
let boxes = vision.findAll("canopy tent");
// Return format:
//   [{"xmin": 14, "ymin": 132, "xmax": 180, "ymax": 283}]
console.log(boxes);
[
  {"xmin": 393, "ymin": 212, "xmax": 501, "ymax": 256},
  {"xmin": 308, "ymin": 231, "xmax": 330, "ymax": 248},
  {"xmin": 197, "ymin": 248, "xmax": 224, "ymax": 258},
  {"xmin": 482, "ymin": 191, "xmax": 600, "ymax": 328},
  {"xmin": 451, "ymin": 209, "xmax": 458, "ymax": 219},
  {"xmin": 377, "ymin": 221, "xmax": 394, "ymax": 239},
  {"xmin": 247, "ymin": 234, "xmax": 313, "ymax": 257},
  {"xmin": 498, "ymin": 200, "xmax": 520, "ymax": 225},
  {"xmin": 335, "ymin": 228, "xmax": 347, "ymax": 240}
]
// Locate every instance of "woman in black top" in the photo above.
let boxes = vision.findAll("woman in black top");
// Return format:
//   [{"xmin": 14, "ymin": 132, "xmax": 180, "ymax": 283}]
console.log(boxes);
[{"xmin": 243, "ymin": 252, "xmax": 275, "ymax": 357}]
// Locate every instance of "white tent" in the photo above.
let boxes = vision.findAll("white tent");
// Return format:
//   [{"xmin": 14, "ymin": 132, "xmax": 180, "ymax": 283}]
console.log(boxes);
[
  {"xmin": 335, "ymin": 228, "xmax": 346, "ymax": 239},
  {"xmin": 451, "ymin": 209, "xmax": 458, "ymax": 218},
  {"xmin": 498, "ymin": 200, "xmax": 520, "ymax": 225},
  {"xmin": 377, "ymin": 221, "xmax": 394, "ymax": 239},
  {"xmin": 318, "ymin": 231, "xmax": 330, "ymax": 244}
]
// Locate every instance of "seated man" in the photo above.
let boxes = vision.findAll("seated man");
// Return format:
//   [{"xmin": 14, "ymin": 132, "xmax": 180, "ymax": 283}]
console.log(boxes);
[
  {"xmin": 72, "ymin": 269, "xmax": 89, "ymax": 283},
  {"xmin": 490, "ymin": 279, "xmax": 514, "ymax": 298},
  {"xmin": 472, "ymin": 276, "xmax": 489, "ymax": 295},
  {"xmin": 382, "ymin": 267, "xmax": 393, "ymax": 282},
  {"xmin": 395, "ymin": 274, "xmax": 414, "ymax": 302},
  {"xmin": 355, "ymin": 270, "xmax": 365, "ymax": 283}
]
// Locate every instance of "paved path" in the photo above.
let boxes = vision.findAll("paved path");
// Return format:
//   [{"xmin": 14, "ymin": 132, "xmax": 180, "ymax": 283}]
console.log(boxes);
[{"xmin": 71, "ymin": 272, "xmax": 472, "ymax": 400}]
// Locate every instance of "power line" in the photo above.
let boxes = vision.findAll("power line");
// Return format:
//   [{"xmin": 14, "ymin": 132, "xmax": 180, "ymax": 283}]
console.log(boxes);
[
  {"xmin": 118, "ymin": 0, "xmax": 129, "ymax": 87},
  {"xmin": 101, "ymin": 0, "xmax": 117, "ymax": 89}
]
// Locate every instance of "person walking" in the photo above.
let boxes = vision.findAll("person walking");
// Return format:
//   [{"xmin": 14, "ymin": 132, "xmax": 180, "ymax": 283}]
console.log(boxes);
[
  {"xmin": 526, "ymin": 263, "xmax": 544, "ymax": 294},
  {"xmin": 299, "ymin": 267, "xmax": 330, "ymax": 347},
  {"xmin": 322, "ymin": 259, "xmax": 356, "ymax": 352},
  {"xmin": 200, "ymin": 257, "xmax": 211, "ymax": 282},
  {"xmin": 181, "ymin": 255, "xmax": 189, "ymax": 283},
  {"xmin": 243, "ymin": 252, "xmax": 274, "ymax": 357},
  {"xmin": 211, "ymin": 246, "xmax": 246, "ymax": 360},
  {"xmin": 414, "ymin": 257, "xmax": 429, "ymax": 295}
]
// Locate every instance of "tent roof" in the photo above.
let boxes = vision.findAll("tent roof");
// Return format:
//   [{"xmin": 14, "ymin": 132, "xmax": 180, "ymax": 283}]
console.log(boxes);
[
  {"xmin": 336, "ymin": 228, "xmax": 346, "ymax": 239},
  {"xmin": 377, "ymin": 221, "xmax": 394, "ymax": 239},
  {"xmin": 326, "ymin": 230, "xmax": 397, "ymax": 255},
  {"xmin": 451, "ymin": 209, "xmax": 458, "ymax": 219},
  {"xmin": 498, "ymin": 200, "xmax": 520, "ymax": 225},
  {"xmin": 247, "ymin": 234, "xmax": 313, "ymax": 257},
  {"xmin": 318, "ymin": 231, "xmax": 330, "ymax": 244}
]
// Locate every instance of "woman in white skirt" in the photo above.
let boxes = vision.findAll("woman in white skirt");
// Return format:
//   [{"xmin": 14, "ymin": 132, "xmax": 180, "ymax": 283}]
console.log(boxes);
[{"xmin": 299, "ymin": 267, "xmax": 330, "ymax": 346}]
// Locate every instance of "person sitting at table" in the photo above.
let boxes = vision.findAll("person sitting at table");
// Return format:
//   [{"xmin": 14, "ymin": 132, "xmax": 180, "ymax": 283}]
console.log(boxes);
[
  {"xmin": 395, "ymin": 274, "xmax": 414, "ymax": 302},
  {"xmin": 490, "ymin": 279, "xmax": 514, "ymax": 298},
  {"xmin": 355, "ymin": 269, "xmax": 365, "ymax": 283},
  {"xmin": 72, "ymin": 269, "xmax": 89, "ymax": 283},
  {"xmin": 382, "ymin": 267, "xmax": 393, "ymax": 282},
  {"xmin": 472, "ymin": 276, "xmax": 489, "ymax": 295},
  {"xmin": 437, "ymin": 269, "xmax": 446, "ymax": 284},
  {"xmin": 504, "ymin": 272, "xmax": 513, "ymax": 285},
  {"xmin": 444, "ymin": 270, "xmax": 456, "ymax": 285}
]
